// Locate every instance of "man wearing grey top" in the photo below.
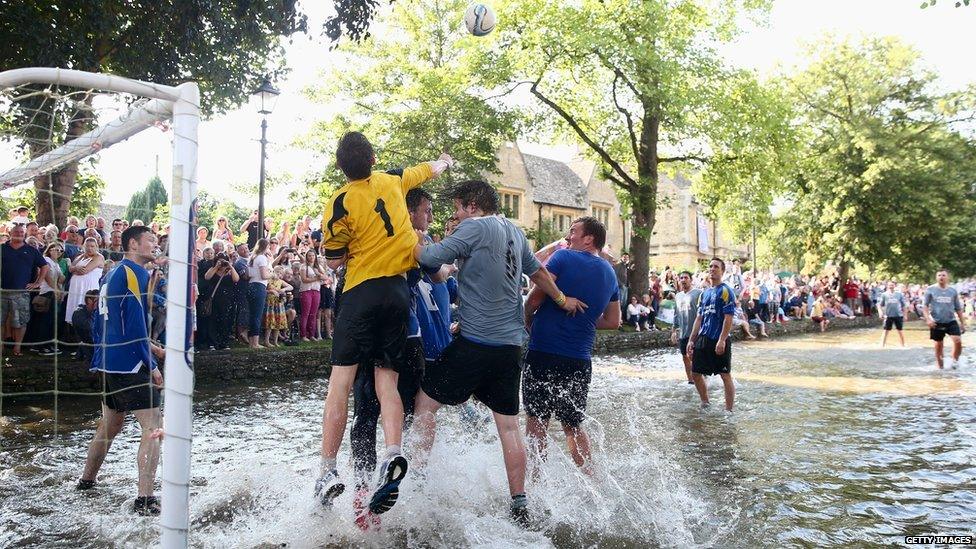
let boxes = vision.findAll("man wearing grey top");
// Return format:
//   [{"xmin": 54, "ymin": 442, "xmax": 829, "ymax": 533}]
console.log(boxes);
[
  {"xmin": 410, "ymin": 180, "xmax": 585, "ymax": 526},
  {"xmin": 878, "ymin": 281, "xmax": 907, "ymax": 348},
  {"xmin": 671, "ymin": 271, "xmax": 701, "ymax": 384},
  {"xmin": 923, "ymin": 268, "xmax": 967, "ymax": 369}
]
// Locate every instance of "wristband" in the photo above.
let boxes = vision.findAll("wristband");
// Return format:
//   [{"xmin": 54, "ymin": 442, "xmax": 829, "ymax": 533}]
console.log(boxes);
[{"xmin": 555, "ymin": 292, "xmax": 567, "ymax": 307}]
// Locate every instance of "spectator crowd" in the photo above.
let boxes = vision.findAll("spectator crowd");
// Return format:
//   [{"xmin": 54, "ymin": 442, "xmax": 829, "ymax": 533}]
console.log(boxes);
[{"xmin": 2, "ymin": 203, "xmax": 974, "ymax": 362}]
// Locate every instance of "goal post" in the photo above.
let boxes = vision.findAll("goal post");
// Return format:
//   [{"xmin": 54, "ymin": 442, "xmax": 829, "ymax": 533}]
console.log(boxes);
[{"xmin": 0, "ymin": 68, "xmax": 198, "ymax": 548}]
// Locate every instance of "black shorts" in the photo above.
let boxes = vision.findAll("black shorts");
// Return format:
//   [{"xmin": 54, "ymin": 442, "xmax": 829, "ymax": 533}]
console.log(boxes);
[
  {"xmin": 522, "ymin": 349, "xmax": 591, "ymax": 427},
  {"xmin": 101, "ymin": 367, "xmax": 161, "ymax": 413},
  {"xmin": 679, "ymin": 337, "xmax": 690, "ymax": 353},
  {"xmin": 883, "ymin": 317, "xmax": 904, "ymax": 331},
  {"xmin": 421, "ymin": 335, "xmax": 521, "ymax": 416},
  {"xmin": 691, "ymin": 336, "xmax": 732, "ymax": 376},
  {"xmin": 930, "ymin": 321, "xmax": 961, "ymax": 341},
  {"xmin": 331, "ymin": 276, "xmax": 409, "ymax": 370}
]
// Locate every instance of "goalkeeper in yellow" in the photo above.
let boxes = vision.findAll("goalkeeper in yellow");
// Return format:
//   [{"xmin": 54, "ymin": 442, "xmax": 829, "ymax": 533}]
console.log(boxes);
[{"xmin": 314, "ymin": 131, "xmax": 452, "ymax": 516}]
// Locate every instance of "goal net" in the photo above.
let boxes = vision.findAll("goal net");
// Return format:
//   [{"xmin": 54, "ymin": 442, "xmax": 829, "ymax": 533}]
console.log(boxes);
[{"xmin": 0, "ymin": 68, "xmax": 198, "ymax": 547}]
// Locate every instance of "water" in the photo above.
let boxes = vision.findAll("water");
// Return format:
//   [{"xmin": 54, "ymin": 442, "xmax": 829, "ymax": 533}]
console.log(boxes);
[{"xmin": 2, "ymin": 324, "xmax": 975, "ymax": 547}]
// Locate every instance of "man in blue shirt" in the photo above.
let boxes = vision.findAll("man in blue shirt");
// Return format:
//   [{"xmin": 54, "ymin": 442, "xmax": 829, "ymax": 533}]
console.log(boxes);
[
  {"xmin": 0, "ymin": 224, "xmax": 48, "ymax": 356},
  {"xmin": 77, "ymin": 225, "xmax": 167, "ymax": 516},
  {"xmin": 686, "ymin": 258, "xmax": 737, "ymax": 411},
  {"xmin": 522, "ymin": 217, "xmax": 620, "ymax": 474}
]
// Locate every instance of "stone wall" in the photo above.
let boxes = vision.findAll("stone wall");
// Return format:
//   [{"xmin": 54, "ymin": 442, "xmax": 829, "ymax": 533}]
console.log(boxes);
[{"xmin": 2, "ymin": 317, "xmax": 882, "ymax": 396}]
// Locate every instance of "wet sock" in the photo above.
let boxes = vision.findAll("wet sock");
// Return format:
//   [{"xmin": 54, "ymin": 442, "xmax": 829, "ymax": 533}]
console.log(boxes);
[
  {"xmin": 321, "ymin": 457, "xmax": 337, "ymax": 477},
  {"xmin": 511, "ymin": 493, "xmax": 527, "ymax": 508},
  {"xmin": 384, "ymin": 445, "xmax": 401, "ymax": 458}
]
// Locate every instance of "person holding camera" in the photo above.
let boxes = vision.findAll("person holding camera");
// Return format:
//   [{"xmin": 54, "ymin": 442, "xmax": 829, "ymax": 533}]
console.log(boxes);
[{"xmin": 204, "ymin": 251, "xmax": 240, "ymax": 350}]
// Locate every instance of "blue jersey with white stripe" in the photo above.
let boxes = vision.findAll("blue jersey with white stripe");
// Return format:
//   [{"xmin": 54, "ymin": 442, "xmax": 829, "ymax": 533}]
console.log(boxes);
[{"xmin": 91, "ymin": 259, "xmax": 155, "ymax": 373}]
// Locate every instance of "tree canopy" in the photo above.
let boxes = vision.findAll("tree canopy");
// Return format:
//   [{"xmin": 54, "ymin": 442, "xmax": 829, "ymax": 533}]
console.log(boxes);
[
  {"xmin": 126, "ymin": 176, "xmax": 168, "ymax": 224},
  {"xmin": 748, "ymin": 36, "xmax": 976, "ymax": 279}
]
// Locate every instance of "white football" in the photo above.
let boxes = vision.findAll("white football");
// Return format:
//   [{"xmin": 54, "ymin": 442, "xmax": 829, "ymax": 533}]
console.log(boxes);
[{"xmin": 464, "ymin": 3, "xmax": 496, "ymax": 36}]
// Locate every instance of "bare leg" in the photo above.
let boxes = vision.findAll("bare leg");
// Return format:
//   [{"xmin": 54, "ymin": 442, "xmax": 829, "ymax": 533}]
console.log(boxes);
[
  {"xmin": 881, "ymin": 329, "xmax": 889, "ymax": 347},
  {"xmin": 719, "ymin": 373, "xmax": 735, "ymax": 412},
  {"xmin": 321, "ymin": 365, "xmax": 359, "ymax": 459},
  {"xmin": 896, "ymin": 329, "xmax": 905, "ymax": 347},
  {"xmin": 133, "ymin": 407, "xmax": 162, "ymax": 497},
  {"xmin": 373, "ymin": 366, "xmax": 404, "ymax": 448},
  {"xmin": 494, "ymin": 412, "xmax": 527, "ymax": 496},
  {"xmin": 12, "ymin": 326, "xmax": 26, "ymax": 354},
  {"xmin": 80, "ymin": 404, "xmax": 126, "ymax": 481},
  {"xmin": 951, "ymin": 335, "xmax": 962, "ymax": 361},
  {"xmin": 682, "ymin": 354, "xmax": 693, "ymax": 383},
  {"xmin": 410, "ymin": 389, "xmax": 443, "ymax": 469},
  {"xmin": 562, "ymin": 424, "xmax": 593, "ymax": 475},
  {"xmin": 524, "ymin": 415, "xmax": 549, "ymax": 461},
  {"xmin": 934, "ymin": 340, "xmax": 944, "ymax": 369},
  {"xmin": 692, "ymin": 373, "xmax": 709, "ymax": 406}
]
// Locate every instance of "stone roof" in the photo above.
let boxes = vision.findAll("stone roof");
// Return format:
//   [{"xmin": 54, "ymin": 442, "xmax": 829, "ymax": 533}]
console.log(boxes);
[
  {"xmin": 522, "ymin": 153, "xmax": 588, "ymax": 210},
  {"xmin": 98, "ymin": 203, "xmax": 127, "ymax": 221}
]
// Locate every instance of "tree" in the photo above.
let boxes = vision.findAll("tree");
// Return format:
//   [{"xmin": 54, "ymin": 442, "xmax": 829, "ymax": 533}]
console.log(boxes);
[
  {"xmin": 126, "ymin": 176, "xmax": 168, "ymax": 223},
  {"xmin": 1, "ymin": 167, "xmax": 106, "ymax": 222},
  {"xmin": 762, "ymin": 37, "xmax": 976, "ymax": 280},
  {"xmin": 301, "ymin": 0, "xmax": 522, "ymax": 227},
  {"xmin": 496, "ymin": 0, "xmax": 794, "ymax": 295},
  {"xmin": 0, "ymin": 1, "xmax": 308, "ymax": 227}
]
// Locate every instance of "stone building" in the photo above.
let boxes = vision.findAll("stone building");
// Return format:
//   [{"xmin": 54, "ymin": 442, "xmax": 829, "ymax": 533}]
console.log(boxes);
[{"xmin": 485, "ymin": 142, "xmax": 749, "ymax": 268}]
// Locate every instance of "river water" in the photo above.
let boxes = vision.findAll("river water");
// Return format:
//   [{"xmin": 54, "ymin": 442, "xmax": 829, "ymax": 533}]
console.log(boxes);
[{"xmin": 2, "ymin": 324, "xmax": 975, "ymax": 548}]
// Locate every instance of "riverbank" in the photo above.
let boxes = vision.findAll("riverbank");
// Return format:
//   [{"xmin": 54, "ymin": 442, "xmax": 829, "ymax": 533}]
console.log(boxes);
[{"xmin": 1, "ymin": 316, "xmax": 883, "ymax": 396}]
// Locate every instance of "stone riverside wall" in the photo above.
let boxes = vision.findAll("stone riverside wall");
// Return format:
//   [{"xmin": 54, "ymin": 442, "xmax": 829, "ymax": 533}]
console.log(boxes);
[{"xmin": 2, "ymin": 317, "xmax": 881, "ymax": 396}]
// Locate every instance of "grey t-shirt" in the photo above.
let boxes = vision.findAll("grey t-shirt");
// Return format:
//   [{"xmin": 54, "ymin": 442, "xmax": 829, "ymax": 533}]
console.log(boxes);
[
  {"xmin": 879, "ymin": 291, "xmax": 906, "ymax": 318},
  {"xmin": 674, "ymin": 289, "xmax": 702, "ymax": 339},
  {"xmin": 419, "ymin": 215, "xmax": 541, "ymax": 346},
  {"xmin": 924, "ymin": 285, "xmax": 962, "ymax": 323}
]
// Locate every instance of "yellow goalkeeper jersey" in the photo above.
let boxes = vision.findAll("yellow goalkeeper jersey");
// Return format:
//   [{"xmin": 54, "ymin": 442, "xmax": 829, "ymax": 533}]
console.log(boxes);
[{"xmin": 321, "ymin": 162, "xmax": 433, "ymax": 292}]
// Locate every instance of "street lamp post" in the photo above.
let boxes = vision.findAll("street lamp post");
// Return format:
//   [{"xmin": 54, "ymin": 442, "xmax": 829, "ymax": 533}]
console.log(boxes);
[{"xmin": 253, "ymin": 77, "xmax": 280, "ymax": 243}]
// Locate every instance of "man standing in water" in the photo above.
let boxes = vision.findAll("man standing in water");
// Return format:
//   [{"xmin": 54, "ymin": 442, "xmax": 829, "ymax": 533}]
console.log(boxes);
[
  {"xmin": 77, "ymin": 225, "xmax": 167, "ymax": 515},
  {"xmin": 315, "ymin": 131, "xmax": 452, "ymax": 516},
  {"xmin": 672, "ymin": 270, "xmax": 701, "ymax": 385},
  {"xmin": 686, "ymin": 258, "xmax": 737, "ymax": 411},
  {"xmin": 522, "ymin": 216, "xmax": 620, "ymax": 475},
  {"xmin": 878, "ymin": 281, "xmax": 908, "ymax": 348},
  {"xmin": 411, "ymin": 180, "xmax": 585, "ymax": 526},
  {"xmin": 923, "ymin": 268, "xmax": 966, "ymax": 369}
]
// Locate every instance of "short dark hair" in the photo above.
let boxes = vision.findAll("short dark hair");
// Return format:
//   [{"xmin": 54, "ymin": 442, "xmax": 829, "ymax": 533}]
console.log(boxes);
[
  {"xmin": 16, "ymin": 206, "xmax": 28, "ymax": 212},
  {"xmin": 937, "ymin": 267, "xmax": 949, "ymax": 274},
  {"xmin": 406, "ymin": 188, "xmax": 434, "ymax": 212},
  {"xmin": 710, "ymin": 257, "xmax": 726, "ymax": 272},
  {"xmin": 447, "ymin": 180, "xmax": 498, "ymax": 214},
  {"xmin": 572, "ymin": 216, "xmax": 606, "ymax": 249},
  {"xmin": 335, "ymin": 131, "xmax": 374, "ymax": 181},
  {"xmin": 679, "ymin": 270, "xmax": 693, "ymax": 277},
  {"xmin": 121, "ymin": 225, "xmax": 152, "ymax": 252},
  {"xmin": 84, "ymin": 289, "xmax": 99, "ymax": 301}
]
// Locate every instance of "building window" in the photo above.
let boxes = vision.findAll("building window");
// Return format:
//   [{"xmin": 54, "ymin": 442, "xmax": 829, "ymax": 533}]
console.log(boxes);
[
  {"xmin": 592, "ymin": 205, "xmax": 611, "ymax": 228},
  {"xmin": 500, "ymin": 192, "xmax": 520, "ymax": 219},
  {"xmin": 553, "ymin": 213, "xmax": 573, "ymax": 233}
]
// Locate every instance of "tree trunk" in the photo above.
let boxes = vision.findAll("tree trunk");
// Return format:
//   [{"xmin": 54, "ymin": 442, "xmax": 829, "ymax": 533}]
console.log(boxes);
[
  {"xmin": 32, "ymin": 104, "xmax": 89, "ymax": 227},
  {"xmin": 627, "ymin": 182, "xmax": 657, "ymax": 298},
  {"xmin": 838, "ymin": 260, "xmax": 851, "ymax": 286}
]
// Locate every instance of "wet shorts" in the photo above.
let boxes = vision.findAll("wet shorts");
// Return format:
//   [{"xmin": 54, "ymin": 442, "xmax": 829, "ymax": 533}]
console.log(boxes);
[
  {"xmin": 1, "ymin": 291, "xmax": 31, "ymax": 329},
  {"xmin": 421, "ymin": 335, "xmax": 521, "ymax": 416},
  {"xmin": 101, "ymin": 367, "xmax": 161, "ymax": 413},
  {"xmin": 679, "ymin": 337, "xmax": 690, "ymax": 354},
  {"xmin": 331, "ymin": 276, "xmax": 409, "ymax": 370},
  {"xmin": 692, "ymin": 336, "xmax": 732, "ymax": 376},
  {"xmin": 522, "ymin": 349, "xmax": 592, "ymax": 427},
  {"xmin": 930, "ymin": 321, "xmax": 961, "ymax": 341},
  {"xmin": 883, "ymin": 316, "xmax": 904, "ymax": 331}
]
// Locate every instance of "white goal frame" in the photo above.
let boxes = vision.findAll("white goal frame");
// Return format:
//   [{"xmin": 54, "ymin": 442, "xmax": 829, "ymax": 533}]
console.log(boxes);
[{"xmin": 0, "ymin": 67, "xmax": 198, "ymax": 548}]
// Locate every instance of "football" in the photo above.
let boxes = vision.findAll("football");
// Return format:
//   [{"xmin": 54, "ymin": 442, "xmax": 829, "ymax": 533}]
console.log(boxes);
[{"xmin": 464, "ymin": 4, "xmax": 496, "ymax": 36}]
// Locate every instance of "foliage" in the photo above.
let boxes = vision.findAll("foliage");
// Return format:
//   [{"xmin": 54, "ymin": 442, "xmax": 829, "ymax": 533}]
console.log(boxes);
[
  {"xmin": 523, "ymin": 219, "xmax": 563, "ymax": 252},
  {"xmin": 0, "ymin": 167, "xmax": 105, "ymax": 223},
  {"xmin": 495, "ymin": 0, "xmax": 792, "ymax": 294},
  {"xmin": 301, "ymin": 0, "xmax": 523, "ymax": 226},
  {"xmin": 126, "ymin": 176, "xmax": 168, "ymax": 223},
  {"xmin": 767, "ymin": 36, "xmax": 976, "ymax": 279},
  {"xmin": 920, "ymin": 0, "xmax": 971, "ymax": 7}
]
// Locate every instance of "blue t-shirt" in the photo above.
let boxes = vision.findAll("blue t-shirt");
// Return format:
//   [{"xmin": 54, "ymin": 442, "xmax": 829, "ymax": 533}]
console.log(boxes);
[
  {"xmin": 0, "ymin": 242, "xmax": 45, "ymax": 290},
  {"xmin": 528, "ymin": 249, "xmax": 618, "ymax": 360},
  {"xmin": 696, "ymin": 282, "xmax": 737, "ymax": 340},
  {"xmin": 414, "ymin": 273, "xmax": 452, "ymax": 361},
  {"xmin": 91, "ymin": 259, "xmax": 154, "ymax": 373}
]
